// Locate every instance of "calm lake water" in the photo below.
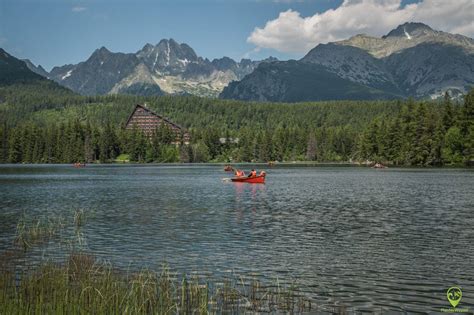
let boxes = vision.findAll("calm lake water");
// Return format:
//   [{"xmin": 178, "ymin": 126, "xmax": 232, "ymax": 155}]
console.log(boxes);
[{"xmin": 1, "ymin": 165, "xmax": 473, "ymax": 312}]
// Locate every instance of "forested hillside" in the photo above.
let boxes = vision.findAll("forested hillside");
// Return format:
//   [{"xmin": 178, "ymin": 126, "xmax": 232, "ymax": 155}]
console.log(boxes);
[{"xmin": 0, "ymin": 83, "xmax": 472, "ymax": 165}]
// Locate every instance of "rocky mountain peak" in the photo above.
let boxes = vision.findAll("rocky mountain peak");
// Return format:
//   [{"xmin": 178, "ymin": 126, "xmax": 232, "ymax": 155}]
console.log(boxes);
[
  {"xmin": 262, "ymin": 56, "xmax": 278, "ymax": 63},
  {"xmin": 136, "ymin": 38, "xmax": 199, "ymax": 74},
  {"xmin": 338, "ymin": 22, "xmax": 474, "ymax": 59},
  {"xmin": 153, "ymin": 39, "xmax": 197, "ymax": 59},
  {"xmin": 22, "ymin": 59, "xmax": 49, "ymax": 78},
  {"xmin": 383, "ymin": 22, "xmax": 434, "ymax": 39},
  {"xmin": 96, "ymin": 46, "xmax": 111, "ymax": 54},
  {"xmin": 88, "ymin": 46, "xmax": 113, "ymax": 62},
  {"xmin": 39, "ymin": 39, "xmax": 275, "ymax": 97},
  {"xmin": 140, "ymin": 43, "xmax": 154, "ymax": 52},
  {"xmin": 239, "ymin": 59, "xmax": 252, "ymax": 67},
  {"xmin": 211, "ymin": 57, "xmax": 237, "ymax": 71},
  {"xmin": 220, "ymin": 22, "xmax": 473, "ymax": 102}
]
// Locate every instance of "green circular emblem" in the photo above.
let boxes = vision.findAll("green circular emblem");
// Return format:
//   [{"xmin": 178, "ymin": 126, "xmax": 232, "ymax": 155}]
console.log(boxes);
[{"xmin": 447, "ymin": 287, "xmax": 462, "ymax": 308}]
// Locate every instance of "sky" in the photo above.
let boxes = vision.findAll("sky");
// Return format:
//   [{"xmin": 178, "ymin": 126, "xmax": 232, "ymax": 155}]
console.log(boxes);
[{"xmin": 0, "ymin": 0, "xmax": 472, "ymax": 71}]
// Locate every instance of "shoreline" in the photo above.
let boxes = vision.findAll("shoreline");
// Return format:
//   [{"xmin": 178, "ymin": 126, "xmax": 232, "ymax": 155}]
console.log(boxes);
[{"xmin": 1, "ymin": 162, "xmax": 472, "ymax": 168}]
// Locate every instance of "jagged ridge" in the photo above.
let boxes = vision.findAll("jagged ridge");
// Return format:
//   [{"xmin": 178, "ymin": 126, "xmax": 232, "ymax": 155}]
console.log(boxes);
[{"xmin": 220, "ymin": 22, "xmax": 474, "ymax": 101}]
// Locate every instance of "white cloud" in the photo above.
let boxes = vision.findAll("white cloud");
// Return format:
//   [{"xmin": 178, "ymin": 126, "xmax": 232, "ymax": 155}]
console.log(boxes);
[
  {"xmin": 72, "ymin": 6, "xmax": 87, "ymax": 13},
  {"xmin": 247, "ymin": 0, "xmax": 474, "ymax": 54},
  {"xmin": 242, "ymin": 47, "xmax": 261, "ymax": 59}
]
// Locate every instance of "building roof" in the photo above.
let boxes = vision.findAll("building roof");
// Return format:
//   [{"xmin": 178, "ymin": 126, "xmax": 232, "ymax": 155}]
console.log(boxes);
[{"xmin": 125, "ymin": 104, "xmax": 186, "ymax": 131}]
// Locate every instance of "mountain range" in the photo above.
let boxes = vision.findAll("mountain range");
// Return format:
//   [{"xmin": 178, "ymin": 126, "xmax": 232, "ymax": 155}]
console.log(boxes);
[
  {"xmin": 221, "ymin": 22, "xmax": 474, "ymax": 102},
  {"xmin": 5, "ymin": 22, "xmax": 474, "ymax": 102},
  {"xmin": 24, "ymin": 39, "xmax": 275, "ymax": 98}
]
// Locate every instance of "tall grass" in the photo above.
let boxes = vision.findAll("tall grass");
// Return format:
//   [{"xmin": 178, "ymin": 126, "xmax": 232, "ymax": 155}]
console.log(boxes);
[
  {"xmin": 0, "ymin": 251, "xmax": 312, "ymax": 314},
  {"xmin": 2, "ymin": 212, "xmax": 320, "ymax": 313},
  {"xmin": 73, "ymin": 208, "xmax": 86, "ymax": 228},
  {"xmin": 14, "ymin": 215, "xmax": 65, "ymax": 251}
]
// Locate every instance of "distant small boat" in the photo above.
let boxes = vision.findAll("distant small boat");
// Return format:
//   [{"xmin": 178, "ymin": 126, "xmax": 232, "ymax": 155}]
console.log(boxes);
[
  {"xmin": 231, "ymin": 174, "xmax": 266, "ymax": 184},
  {"xmin": 73, "ymin": 163, "xmax": 86, "ymax": 168},
  {"xmin": 224, "ymin": 165, "xmax": 233, "ymax": 172},
  {"xmin": 372, "ymin": 163, "xmax": 387, "ymax": 169}
]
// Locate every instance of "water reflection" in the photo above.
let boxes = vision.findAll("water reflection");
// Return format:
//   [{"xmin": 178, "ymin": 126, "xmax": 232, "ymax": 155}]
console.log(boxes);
[
  {"xmin": 0, "ymin": 165, "xmax": 473, "ymax": 312},
  {"xmin": 233, "ymin": 182, "xmax": 266, "ymax": 226}
]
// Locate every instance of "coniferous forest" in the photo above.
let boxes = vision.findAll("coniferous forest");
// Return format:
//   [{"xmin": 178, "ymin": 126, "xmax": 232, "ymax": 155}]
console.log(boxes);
[{"xmin": 0, "ymin": 83, "xmax": 473, "ymax": 166}]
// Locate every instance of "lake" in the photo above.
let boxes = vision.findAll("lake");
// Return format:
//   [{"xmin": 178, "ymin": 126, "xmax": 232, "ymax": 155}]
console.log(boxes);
[{"xmin": 0, "ymin": 165, "xmax": 473, "ymax": 312}]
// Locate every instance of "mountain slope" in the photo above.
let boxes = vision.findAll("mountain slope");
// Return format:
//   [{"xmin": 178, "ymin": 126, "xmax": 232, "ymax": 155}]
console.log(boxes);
[
  {"xmin": 0, "ymin": 48, "xmax": 70, "ymax": 93},
  {"xmin": 49, "ymin": 47, "xmax": 141, "ymax": 95},
  {"xmin": 0, "ymin": 49, "xmax": 73, "ymax": 115},
  {"xmin": 220, "ymin": 61, "xmax": 400, "ymax": 102},
  {"xmin": 46, "ymin": 39, "xmax": 271, "ymax": 97},
  {"xmin": 220, "ymin": 22, "xmax": 474, "ymax": 102},
  {"xmin": 384, "ymin": 42, "xmax": 474, "ymax": 98},
  {"xmin": 339, "ymin": 22, "xmax": 474, "ymax": 58},
  {"xmin": 301, "ymin": 43, "xmax": 402, "ymax": 95},
  {"xmin": 22, "ymin": 59, "xmax": 49, "ymax": 78},
  {"xmin": 110, "ymin": 63, "xmax": 163, "ymax": 96},
  {"xmin": 0, "ymin": 48, "xmax": 46, "ymax": 85}
]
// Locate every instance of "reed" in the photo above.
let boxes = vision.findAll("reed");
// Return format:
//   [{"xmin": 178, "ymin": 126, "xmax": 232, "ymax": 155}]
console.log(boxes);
[
  {"xmin": 0, "ymin": 251, "xmax": 312, "ymax": 314},
  {"xmin": 14, "ymin": 215, "xmax": 65, "ymax": 251},
  {"xmin": 2, "ymin": 213, "xmax": 319, "ymax": 313},
  {"xmin": 73, "ymin": 208, "xmax": 86, "ymax": 228}
]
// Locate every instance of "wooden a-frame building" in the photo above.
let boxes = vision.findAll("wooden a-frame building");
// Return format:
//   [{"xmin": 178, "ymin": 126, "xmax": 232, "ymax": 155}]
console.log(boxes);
[{"xmin": 125, "ymin": 104, "xmax": 190, "ymax": 145}]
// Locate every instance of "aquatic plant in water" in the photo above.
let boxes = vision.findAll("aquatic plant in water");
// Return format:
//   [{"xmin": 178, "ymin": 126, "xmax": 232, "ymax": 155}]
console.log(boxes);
[
  {"xmin": 14, "ymin": 215, "xmax": 65, "ymax": 251},
  {"xmin": 0, "ymin": 251, "xmax": 312, "ymax": 314},
  {"xmin": 3, "ymin": 211, "xmax": 319, "ymax": 313}
]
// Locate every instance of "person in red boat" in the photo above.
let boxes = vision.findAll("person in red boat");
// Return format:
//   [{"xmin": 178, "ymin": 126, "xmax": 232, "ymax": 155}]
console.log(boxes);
[
  {"xmin": 234, "ymin": 169, "xmax": 245, "ymax": 177},
  {"xmin": 248, "ymin": 169, "xmax": 257, "ymax": 178}
]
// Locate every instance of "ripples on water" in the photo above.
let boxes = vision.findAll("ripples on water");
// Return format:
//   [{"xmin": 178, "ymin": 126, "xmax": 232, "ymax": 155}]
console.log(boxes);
[{"xmin": 0, "ymin": 165, "xmax": 473, "ymax": 312}]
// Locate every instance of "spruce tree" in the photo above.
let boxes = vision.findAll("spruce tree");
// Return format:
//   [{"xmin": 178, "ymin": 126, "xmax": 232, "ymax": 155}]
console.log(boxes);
[
  {"xmin": 442, "ymin": 91, "xmax": 455, "ymax": 131},
  {"xmin": 306, "ymin": 132, "xmax": 317, "ymax": 161}
]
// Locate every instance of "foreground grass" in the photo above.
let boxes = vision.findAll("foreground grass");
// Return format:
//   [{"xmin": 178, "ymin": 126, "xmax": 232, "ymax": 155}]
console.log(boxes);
[
  {"xmin": 1, "ymin": 213, "xmax": 314, "ymax": 314},
  {"xmin": 0, "ymin": 251, "xmax": 311, "ymax": 314}
]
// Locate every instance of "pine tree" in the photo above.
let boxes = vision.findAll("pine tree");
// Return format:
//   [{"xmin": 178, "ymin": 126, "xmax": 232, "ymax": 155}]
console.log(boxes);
[
  {"xmin": 0, "ymin": 122, "xmax": 8, "ymax": 163},
  {"xmin": 306, "ymin": 132, "xmax": 317, "ymax": 161},
  {"xmin": 191, "ymin": 141, "xmax": 210, "ymax": 162},
  {"xmin": 412, "ymin": 103, "xmax": 431, "ymax": 165},
  {"xmin": 442, "ymin": 91, "xmax": 455, "ymax": 131},
  {"xmin": 442, "ymin": 126, "xmax": 463, "ymax": 164},
  {"xmin": 258, "ymin": 130, "xmax": 273, "ymax": 162},
  {"xmin": 202, "ymin": 127, "xmax": 221, "ymax": 160},
  {"xmin": 460, "ymin": 88, "xmax": 474, "ymax": 163},
  {"xmin": 386, "ymin": 118, "xmax": 403, "ymax": 164},
  {"xmin": 460, "ymin": 89, "xmax": 474, "ymax": 136},
  {"xmin": 99, "ymin": 124, "xmax": 119, "ymax": 162},
  {"xmin": 8, "ymin": 128, "xmax": 22, "ymax": 163}
]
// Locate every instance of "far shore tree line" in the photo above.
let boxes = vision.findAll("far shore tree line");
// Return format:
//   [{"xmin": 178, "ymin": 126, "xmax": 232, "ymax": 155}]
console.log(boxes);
[{"xmin": 0, "ymin": 84, "xmax": 472, "ymax": 166}]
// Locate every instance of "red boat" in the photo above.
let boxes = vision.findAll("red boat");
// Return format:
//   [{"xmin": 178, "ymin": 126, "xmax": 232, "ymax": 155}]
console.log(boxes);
[{"xmin": 231, "ymin": 174, "xmax": 266, "ymax": 184}]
